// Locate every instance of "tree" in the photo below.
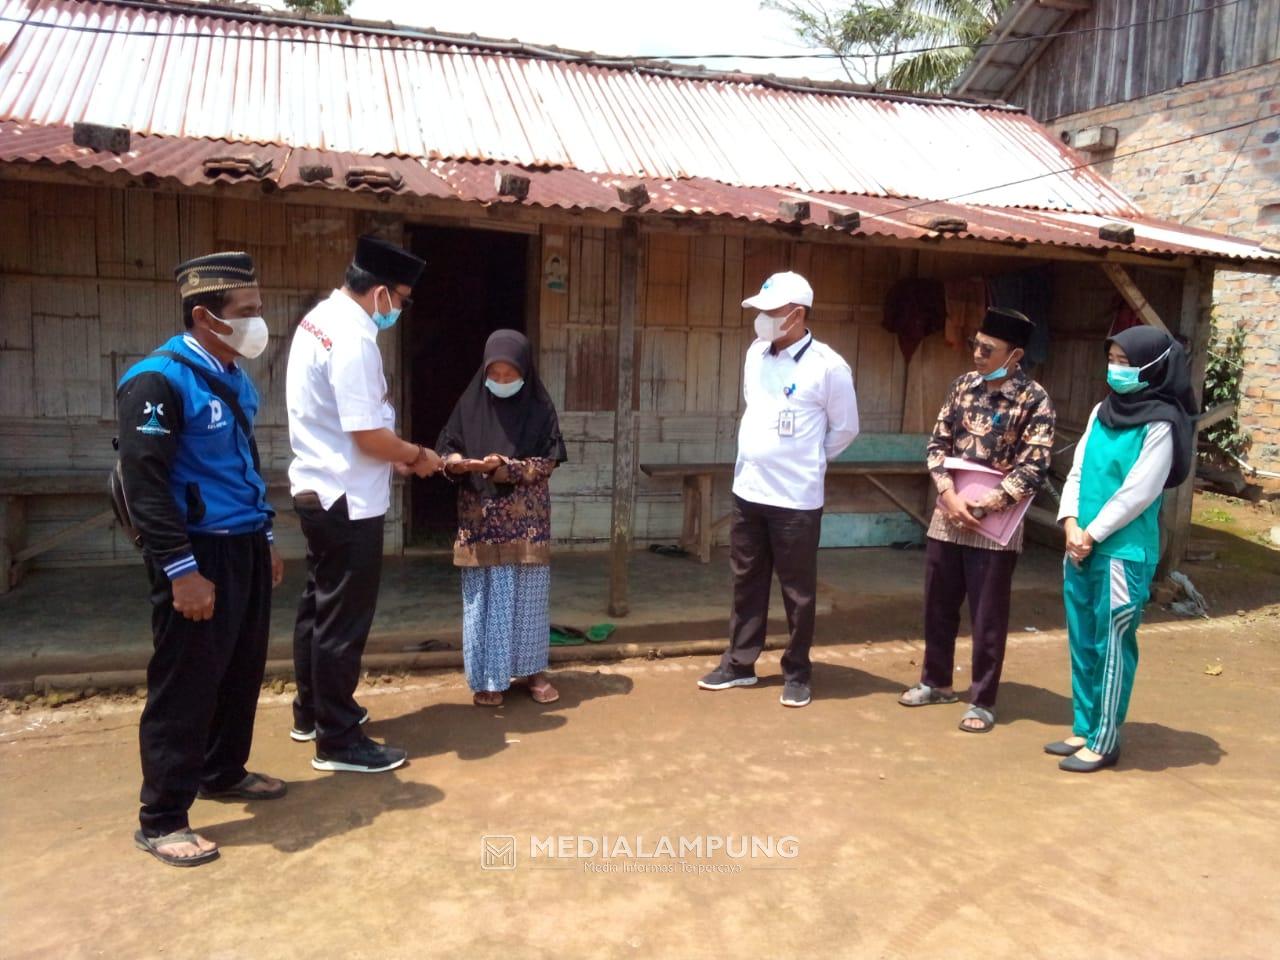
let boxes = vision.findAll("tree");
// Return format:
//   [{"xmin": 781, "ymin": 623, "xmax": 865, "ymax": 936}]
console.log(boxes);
[
  {"xmin": 766, "ymin": 0, "xmax": 1011, "ymax": 93},
  {"xmin": 283, "ymin": 0, "xmax": 353, "ymax": 15}
]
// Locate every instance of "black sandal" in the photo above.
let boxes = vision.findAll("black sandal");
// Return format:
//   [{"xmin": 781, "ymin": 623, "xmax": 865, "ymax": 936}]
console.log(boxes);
[
  {"xmin": 134, "ymin": 828, "xmax": 220, "ymax": 867},
  {"xmin": 198, "ymin": 771, "xmax": 287, "ymax": 802}
]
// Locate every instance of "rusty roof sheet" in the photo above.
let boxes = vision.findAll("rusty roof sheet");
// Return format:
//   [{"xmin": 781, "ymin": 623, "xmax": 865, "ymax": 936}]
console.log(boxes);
[
  {"xmin": 4, "ymin": 120, "xmax": 1276, "ymax": 265},
  {"xmin": 0, "ymin": 0, "xmax": 1141, "ymax": 214}
]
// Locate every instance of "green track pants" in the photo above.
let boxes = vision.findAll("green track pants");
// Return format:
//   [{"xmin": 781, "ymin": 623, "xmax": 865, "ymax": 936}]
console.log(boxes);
[{"xmin": 1063, "ymin": 552, "xmax": 1155, "ymax": 755}]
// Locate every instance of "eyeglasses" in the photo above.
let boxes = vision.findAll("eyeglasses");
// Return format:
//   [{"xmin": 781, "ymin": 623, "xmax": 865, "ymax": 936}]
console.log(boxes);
[
  {"xmin": 966, "ymin": 336, "xmax": 1001, "ymax": 359},
  {"xmin": 395, "ymin": 290, "xmax": 415, "ymax": 310}
]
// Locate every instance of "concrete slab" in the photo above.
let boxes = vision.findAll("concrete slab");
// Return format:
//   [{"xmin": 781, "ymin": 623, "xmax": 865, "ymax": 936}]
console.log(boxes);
[{"xmin": 0, "ymin": 545, "xmax": 1069, "ymax": 681}]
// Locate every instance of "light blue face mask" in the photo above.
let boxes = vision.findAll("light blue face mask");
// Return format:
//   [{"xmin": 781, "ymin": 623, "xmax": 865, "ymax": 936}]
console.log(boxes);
[
  {"xmin": 485, "ymin": 377, "xmax": 525, "ymax": 399},
  {"xmin": 981, "ymin": 365, "xmax": 1009, "ymax": 382},
  {"xmin": 1106, "ymin": 365, "xmax": 1145, "ymax": 394},
  {"xmin": 371, "ymin": 288, "xmax": 401, "ymax": 330},
  {"xmin": 1107, "ymin": 345, "xmax": 1171, "ymax": 395}
]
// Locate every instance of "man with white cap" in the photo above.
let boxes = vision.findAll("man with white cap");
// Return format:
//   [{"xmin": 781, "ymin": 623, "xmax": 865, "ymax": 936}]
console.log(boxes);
[{"xmin": 698, "ymin": 271, "xmax": 859, "ymax": 707}]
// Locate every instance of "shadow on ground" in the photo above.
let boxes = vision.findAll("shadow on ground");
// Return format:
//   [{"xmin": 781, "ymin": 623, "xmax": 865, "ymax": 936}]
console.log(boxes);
[
  {"xmin": 370, "ymin": 669, "xmax": 635, "ymax": 764},
  {"xmin": 200, "ymin": 774, "xmax": 444, "ymax": 854}
]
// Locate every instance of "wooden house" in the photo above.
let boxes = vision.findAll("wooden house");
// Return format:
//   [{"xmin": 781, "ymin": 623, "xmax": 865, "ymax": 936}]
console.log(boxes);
[{"xmin": 1, "ymin": 0, "xmax": 1276, "ymax": 613}]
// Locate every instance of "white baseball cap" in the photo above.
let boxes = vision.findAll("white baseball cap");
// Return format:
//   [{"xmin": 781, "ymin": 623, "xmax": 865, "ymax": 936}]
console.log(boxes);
[{"xmin": 742, "ymin": 271, "xmax": 814, "ymax": 311}]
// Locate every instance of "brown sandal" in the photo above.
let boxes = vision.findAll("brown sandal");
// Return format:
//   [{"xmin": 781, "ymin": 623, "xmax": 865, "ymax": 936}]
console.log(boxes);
[
  {"xmin": 473, "ymin": 691, "xmax": 503, "ymax": 707},
  {"xmin": 527, "ymin": 674, "xmax": 560, "ymax": 704}
]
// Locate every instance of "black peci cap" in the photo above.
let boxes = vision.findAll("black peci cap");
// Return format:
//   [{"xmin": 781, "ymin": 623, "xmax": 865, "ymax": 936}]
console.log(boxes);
[
  {"xmin": 353, "ymin": 235, "xmax": 426, "ymax": 289},
  {"xmin": 980, "ymin": 307, "xmax": 1034, "ymax": 349},
  {"xmin": 174, "ymin": 251, "xmax": 257, "ymax": 299}
]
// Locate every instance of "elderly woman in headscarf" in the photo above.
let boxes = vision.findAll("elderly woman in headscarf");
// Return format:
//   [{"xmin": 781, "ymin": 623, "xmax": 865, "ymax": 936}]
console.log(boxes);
[
  {"xmin": 1048, "ymin": 326, "xmax": 1197, "ymax": 773},
  {"xmin": 438, "ymin": 330, "xmax": 567, "ymax": 707}
]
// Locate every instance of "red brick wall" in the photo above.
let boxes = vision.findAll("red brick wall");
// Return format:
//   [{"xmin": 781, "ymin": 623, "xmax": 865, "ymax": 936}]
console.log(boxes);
[{"xmin": 1047, "ymin": 60, "xmax": 1280, "ymax": 469}]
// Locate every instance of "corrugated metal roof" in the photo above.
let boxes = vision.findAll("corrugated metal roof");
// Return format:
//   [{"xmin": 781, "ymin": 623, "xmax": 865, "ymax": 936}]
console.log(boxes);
[
  {"xmin": 0, "ymin": 0, "xmax": 1139, "ymax": 214},
  {"xmin": 951, "ymin": 0, "xmax": 1079, "ymax": 102},
  {"xmin": 4, "ymin": 119, "xmax": 1276, "ymax": 264}
]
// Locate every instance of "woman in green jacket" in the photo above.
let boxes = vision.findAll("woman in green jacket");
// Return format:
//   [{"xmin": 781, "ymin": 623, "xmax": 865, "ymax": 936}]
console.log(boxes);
[{"xmin": 1049, "ymin": 326, "xmax": 1196, "ymax": 773}]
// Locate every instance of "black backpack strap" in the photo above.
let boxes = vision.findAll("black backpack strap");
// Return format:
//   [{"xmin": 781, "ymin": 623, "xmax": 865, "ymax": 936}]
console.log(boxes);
[{"xmin": 155, "ymin": 349, "xmax": 262, "ymax": 475}]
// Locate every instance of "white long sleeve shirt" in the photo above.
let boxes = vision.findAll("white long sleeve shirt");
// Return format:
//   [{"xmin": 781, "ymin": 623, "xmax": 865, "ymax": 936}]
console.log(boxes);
[
  {"xmin": 1058, "ymin": 404, "xmax": 1173, "ymax": 543},
  {"xmin": 732, "ymin": 332, "xmax": 860, "ymax": 511}
]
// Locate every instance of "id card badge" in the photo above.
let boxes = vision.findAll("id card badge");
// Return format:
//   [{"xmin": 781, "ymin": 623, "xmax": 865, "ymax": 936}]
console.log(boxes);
[{"xmin": 778, "ymin": 409, "xmax": 796, "ymax": 437}]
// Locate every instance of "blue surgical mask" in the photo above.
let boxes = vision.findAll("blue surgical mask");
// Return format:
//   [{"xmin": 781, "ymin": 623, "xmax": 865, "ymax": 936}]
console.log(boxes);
[
  {"xmin": 485, "ymin": 377, "xmax": 524, "ymax": 399},
  {"xmin": 981, "ymin": 365, "xmax": 1009, "ymax": 382},
  {"xmin": 1106, "ymin": 364, "xmax": 1145, "ymax": 394},
  {"xmin": 1107, "ymin": 345, "xmax": 1171, "ymax": 395},
  {"xmin": 371, "ymin": 288, "xmax": 401, "ymax": 330}
]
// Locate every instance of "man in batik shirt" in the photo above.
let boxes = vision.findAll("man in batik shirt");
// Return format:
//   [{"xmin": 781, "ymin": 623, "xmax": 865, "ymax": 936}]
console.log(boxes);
[{"xmin": 898, "ymin": 308, "xmax": 1055, "ymax": 734}]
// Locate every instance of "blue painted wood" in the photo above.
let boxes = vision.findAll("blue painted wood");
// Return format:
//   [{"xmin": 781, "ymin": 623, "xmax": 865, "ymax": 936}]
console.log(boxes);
[
  {"xmin": 833, "ymin": 433, "xmax": 930, "ymax": 463},
  {"xmin": 819, "ymin": 512, "xmax": 926, "ymax": 548}
]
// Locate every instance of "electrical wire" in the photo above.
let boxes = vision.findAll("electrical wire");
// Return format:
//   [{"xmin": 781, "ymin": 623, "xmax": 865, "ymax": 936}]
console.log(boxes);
[{"xmin": 0, "ymin": 0, "xmax": 1248, "ymax": 64}]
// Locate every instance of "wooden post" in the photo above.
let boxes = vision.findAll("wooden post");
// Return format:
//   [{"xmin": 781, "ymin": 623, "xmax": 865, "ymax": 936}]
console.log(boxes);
[
  {"xmin": 608, "ymin": 218, "xmax": 641, "ymax": 616},
  {"xmin": 1101, "ymin": 263, "xmax": 1171, "ymax": 333},
  {"xmin": 1158, "ymin": 261, "xmax": 1213, "ymax": 578}
]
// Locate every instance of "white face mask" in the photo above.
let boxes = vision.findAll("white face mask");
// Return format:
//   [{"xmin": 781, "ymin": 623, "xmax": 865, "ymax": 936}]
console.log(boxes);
[
  {"xmin": 208, "ymin": 312, "xmax": 269, "ymax": 360},
  {"xmin": 753, "ymin": 310, "xmax": 796, "ymax": 343}
]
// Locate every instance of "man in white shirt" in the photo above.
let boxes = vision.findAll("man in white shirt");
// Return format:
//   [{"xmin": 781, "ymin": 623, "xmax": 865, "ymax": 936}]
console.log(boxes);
[
  {"xmin": 286, "ymin": 235, "xmax": 442, "ymax": 774},
  {"xmin": 697, "ymin": 271, "xmax": 859, "ymax": 707}
]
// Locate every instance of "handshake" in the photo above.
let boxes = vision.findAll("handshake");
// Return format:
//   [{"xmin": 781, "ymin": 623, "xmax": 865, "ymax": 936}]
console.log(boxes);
[{"xmin": 394, "ymin": 445, "xmax": 444, "ymax": 478}]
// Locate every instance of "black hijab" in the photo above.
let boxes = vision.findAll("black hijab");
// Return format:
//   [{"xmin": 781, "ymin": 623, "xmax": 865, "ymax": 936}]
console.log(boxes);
[
  {"xmin": 1098, "ymin": 326, "xmax": 1197, "ymax": 489},
  {"xmin": 437, "ymin": 330, "xmax": 567, "ymax": 495}
]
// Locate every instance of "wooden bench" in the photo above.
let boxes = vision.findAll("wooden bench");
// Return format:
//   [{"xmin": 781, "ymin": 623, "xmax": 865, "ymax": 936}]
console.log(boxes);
[
  {"xmin": 0, "ymin": 470, "xmax": 291, "ymax": 592},
  {"xmin": 640, "ymin": 434, "xmax": 932, "ymax": 563}
]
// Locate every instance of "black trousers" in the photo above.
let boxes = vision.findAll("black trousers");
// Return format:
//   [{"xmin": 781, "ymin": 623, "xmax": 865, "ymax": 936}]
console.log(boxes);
[
  {"xmin": 720, "ymin": 494, "xmax": 823, "ymax": 685},
  {"xmin": 292, "ymin": 493, "xmax": 384, "ymax": 752},
  {"xmin": 920, "ymin": 536, "xmax": 1019, "ymax": 709},
  {"xmin": 139, "ymin": 531, "xmax": 271, "ymax": 836}
]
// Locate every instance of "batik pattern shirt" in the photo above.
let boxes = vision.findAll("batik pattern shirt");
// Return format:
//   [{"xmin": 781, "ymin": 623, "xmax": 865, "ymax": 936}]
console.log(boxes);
[
  {"xmin": 925, "ymin": 368, "xmax": 1055, "ymax": 552},
  {"xmin": 453, "ymin": 457, "xmax": 557, "ymax": 567}
]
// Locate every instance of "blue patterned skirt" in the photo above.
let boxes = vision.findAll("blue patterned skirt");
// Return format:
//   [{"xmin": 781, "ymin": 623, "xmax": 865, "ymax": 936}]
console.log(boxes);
[{"xmin": 460, "ymin": 564, "xmax": 552, "ymax": 692}]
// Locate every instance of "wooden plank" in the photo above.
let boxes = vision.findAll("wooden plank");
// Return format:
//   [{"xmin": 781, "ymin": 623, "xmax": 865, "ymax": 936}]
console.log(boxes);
[
  {"xmin": 13, "ymin": 509, "xmax": 115, "ymax": 565},
  {"xmin": 643, "ymin": 231, "xmax": 689, "ymax": 328},
  {"xmin": 864, "ymin": 474, "xmax": 929, "ymax": 528},
  {"xmin": 0, "ymin": 495, "xmax": 23, "ymax": 593},
  {"xmin": 1100, "ymin": 263, "xmax": 1170, "ymax": 333},
  {"xmin": 687, "ymin": 235, "xmax": 724, "ymax": 327},
  {"xmin": 1159, "ymin": 263, "xmax": 1213, "ymax": 578},
  {"xmin": 685, "ymin": 329, "xmax": 722, "ymax": 413},
  {"xmin": 608, "ymin": 218, "xmax": 641, "ymax": 617},
  {"xmin": 0, "ymin": 181, "xmax": 31, "ymax": 273},
  {"xmin": 1196, "ymin": 401, "xmax": 1235, "ymax": 432},
  {"xmin": 32, "ymin": 282, "xmax": 101, "ymax": 419},
  {"xmin": 564, "ymin": 326, "xmax": 617, "ymax": 412}
]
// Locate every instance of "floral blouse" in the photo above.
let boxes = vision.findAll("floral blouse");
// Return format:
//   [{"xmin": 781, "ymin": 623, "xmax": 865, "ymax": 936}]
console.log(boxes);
[{"xmin": 452, "ymin": 457, "xmax": 557, "ymax": 567}]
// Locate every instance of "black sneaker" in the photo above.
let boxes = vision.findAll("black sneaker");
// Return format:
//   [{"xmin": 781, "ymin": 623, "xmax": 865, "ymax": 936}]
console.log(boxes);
[
  {"xmin": 780, "ymin": 682, "xmax": 811, "ymax": 708},
  {"xmin": 290, "ymin": 708, "xmax": 369, "ymax": 743},
  {"xmin": 697, "ymin": 666, "xmax": 758, "ymax": 691},
  {"xmin": 312, "ymin": 736, "xmax": 407, "ymax": 773}
]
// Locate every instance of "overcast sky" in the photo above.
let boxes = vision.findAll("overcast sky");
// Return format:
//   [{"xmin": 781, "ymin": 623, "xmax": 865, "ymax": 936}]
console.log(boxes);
[{"xmin": 337, "ymin": 0, "xmax": 851, "ymax": 83}]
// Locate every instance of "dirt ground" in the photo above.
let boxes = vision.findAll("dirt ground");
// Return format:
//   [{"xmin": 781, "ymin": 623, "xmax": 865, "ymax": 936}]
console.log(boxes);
[{"xmin": 3, "ymin": 603, "xmax": 1279, "ymax": 960}]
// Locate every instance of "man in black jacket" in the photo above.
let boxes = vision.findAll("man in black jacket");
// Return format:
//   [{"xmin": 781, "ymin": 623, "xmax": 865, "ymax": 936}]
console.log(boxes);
[{"xmin": 117, "ymin": 251, "xmax": 286, "ymax": 867}]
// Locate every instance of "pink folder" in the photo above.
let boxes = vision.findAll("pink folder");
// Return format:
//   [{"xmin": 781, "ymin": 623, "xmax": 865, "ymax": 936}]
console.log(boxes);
[{"xmin": 936, "ymin": 457, "xmax": 1033, "ymax": 547}]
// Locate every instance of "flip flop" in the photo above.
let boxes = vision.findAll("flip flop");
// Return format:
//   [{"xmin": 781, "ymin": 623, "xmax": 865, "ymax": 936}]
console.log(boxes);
[
  {"xmin": 958, "ymin": 705, "xmax": 995, "ymax": 734},
  {"xmin": 473, "ymin": 691, "xmax": 504, "ymax": 707},
  {"xmin": 528, "ymin": 676, "xmax": 560, "ymax": 704},
  {"xmin": 897, "ymin": 683, "xmax": 958, "ymax": 707},
  {"xmin": 198, "ymin": 771, "xmax": 287, "ymax": 801},
  {"xmin": 134, "ymin": 828, "xmax": 220, "ymax": 868}
]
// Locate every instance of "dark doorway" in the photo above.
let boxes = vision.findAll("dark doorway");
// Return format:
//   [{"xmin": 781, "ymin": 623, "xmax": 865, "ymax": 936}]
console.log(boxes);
[{"xmin": 403, "ymin": 225, "xmax": 530, "ymax": 545}]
